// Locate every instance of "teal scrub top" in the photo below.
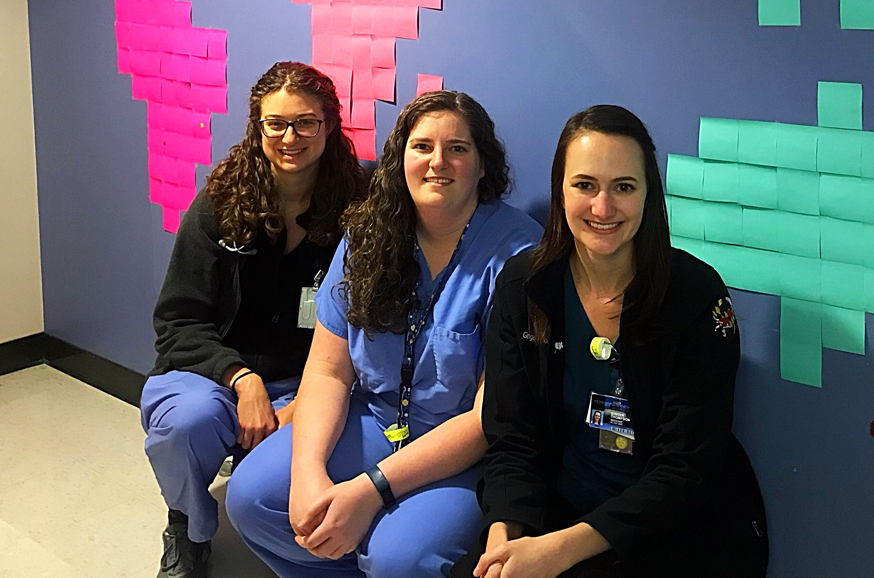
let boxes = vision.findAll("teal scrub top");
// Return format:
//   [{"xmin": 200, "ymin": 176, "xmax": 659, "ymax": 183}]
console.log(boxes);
[{"xmin": 556, "ymin": 263, "xmax": 643, "ymax": 516}]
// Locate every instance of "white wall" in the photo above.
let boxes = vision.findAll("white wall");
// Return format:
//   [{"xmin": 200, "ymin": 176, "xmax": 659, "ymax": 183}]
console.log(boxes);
[{"xmin": 0, "ymin": 0, "xmax": 43, "ymax": 343}]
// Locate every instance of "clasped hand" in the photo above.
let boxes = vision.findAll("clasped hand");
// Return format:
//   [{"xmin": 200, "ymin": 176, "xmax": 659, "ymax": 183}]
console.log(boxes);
[
  {"xmin": 290, "ymin": 473, "xmax": 384, "ymax": 560},
  {"xmin": 474, "ymin": 534, "xmax": 566, "ymax": 578}
]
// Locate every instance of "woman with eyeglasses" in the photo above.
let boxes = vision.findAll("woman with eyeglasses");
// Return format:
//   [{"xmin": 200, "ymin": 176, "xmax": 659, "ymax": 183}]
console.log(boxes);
[
  {"xmin": 140, "ymin": 61, "xmax": 367, "ymax": 578},
  {"xmin": 225, "ymin": 91, "xmax": 543, "ymax": 578}
]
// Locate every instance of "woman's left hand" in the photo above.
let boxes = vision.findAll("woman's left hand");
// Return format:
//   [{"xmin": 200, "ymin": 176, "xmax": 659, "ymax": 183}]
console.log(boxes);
[
  {"xmin": 294, "ymin": 473, "xmax": 384, "ymax": 559},
  {"xmin": 474, "ymin": 535, "xmax": 566, "ymax": 578}
]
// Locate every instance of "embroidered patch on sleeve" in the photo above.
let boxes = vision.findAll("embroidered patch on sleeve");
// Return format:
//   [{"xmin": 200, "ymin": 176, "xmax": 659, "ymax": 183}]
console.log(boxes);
[{"xmin": 712, "ymin": 297, "xmax": 738, "ymax": 336}]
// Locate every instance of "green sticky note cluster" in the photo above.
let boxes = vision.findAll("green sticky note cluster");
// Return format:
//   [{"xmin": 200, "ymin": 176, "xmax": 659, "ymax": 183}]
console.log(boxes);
[
  {"xmin": 841, "ymin": 0, "xmax": 874, "ymax": 29},
  {"xmin": 818, "ymin": 82, "xmax": 863, "ymax": 130},
  {"xmin": 667, "ymin": 82, "xmax": 874, "ymax": 387},
  {"xmin": 759, "ymin": 0, "xmax": 801, "ymax": 26}
]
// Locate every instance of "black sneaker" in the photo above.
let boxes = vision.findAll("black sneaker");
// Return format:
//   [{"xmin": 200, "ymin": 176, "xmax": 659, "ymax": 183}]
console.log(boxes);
[{"xmin": 157, "ymin": 520, "xmax": 210, "ymax": 578}]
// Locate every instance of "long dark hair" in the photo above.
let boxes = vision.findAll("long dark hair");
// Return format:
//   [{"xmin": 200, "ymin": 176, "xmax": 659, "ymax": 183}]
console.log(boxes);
[
  {"xmin": 528, "ymin": 105, "xmax": 671, "ymax": 342},
  {"xmin": 342, "ymin": 90, "xmax": 510, "ymax": 334},
  {"xmin": 205, "ymin": 61, "xmax": 367, "ymax": 247}
]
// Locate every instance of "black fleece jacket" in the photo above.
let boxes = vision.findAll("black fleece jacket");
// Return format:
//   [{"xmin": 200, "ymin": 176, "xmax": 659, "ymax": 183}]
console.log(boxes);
[{"xmin": 471, "ymin": 248, "xmax": 768, "ymax": 578}]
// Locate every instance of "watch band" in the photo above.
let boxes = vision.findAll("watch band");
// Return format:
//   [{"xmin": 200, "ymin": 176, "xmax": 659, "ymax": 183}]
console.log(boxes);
[{"xmin": 365, "ymin": 466, "xmax": 396, "ymax": 509}]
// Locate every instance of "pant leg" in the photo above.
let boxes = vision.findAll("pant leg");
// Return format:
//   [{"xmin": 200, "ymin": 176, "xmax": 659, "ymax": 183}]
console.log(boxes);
[
  {"xmin": 358, "ymin": 464, "xmax": 483, "ymax": 578},
  {"xmin": 226, "ymin": 396, "xmax": 386, "ymax": 578},
  {"xmin": 141, "ymin": 371, "xmax": 238, "ymax": 542}
]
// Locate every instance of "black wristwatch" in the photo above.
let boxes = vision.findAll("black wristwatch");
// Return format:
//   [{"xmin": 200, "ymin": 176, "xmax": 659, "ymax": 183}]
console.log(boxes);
[{"xmin": 365, "ymin": 466, "xmax": 396, "ymax": 509}]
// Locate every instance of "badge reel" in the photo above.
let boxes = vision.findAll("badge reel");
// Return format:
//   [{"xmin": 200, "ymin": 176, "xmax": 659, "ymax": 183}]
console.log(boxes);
[
  {"xmin": 587, "ymin": 337, "xmax": 634, "ymax": 455},
  {"xmin": 298, "ymin": 270, "xmax": 324, "ymax": 329}
]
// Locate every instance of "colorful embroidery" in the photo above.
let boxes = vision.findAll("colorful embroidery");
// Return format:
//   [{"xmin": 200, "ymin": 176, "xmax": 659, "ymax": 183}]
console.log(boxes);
[{"xmin": 712, "ymin": 297, "xmax": 737, "ymax": 336}]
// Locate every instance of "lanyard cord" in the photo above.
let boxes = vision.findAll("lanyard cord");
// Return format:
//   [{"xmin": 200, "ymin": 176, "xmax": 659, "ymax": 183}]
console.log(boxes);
[{"xmin": 391, "ymin": 221, "xmax": 471, "ymax": 452}]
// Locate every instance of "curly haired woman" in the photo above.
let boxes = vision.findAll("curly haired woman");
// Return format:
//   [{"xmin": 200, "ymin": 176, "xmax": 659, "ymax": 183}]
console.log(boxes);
[
  {"xmin": 225, "ymin": 91, "xmax": 543, "ymax": 578},
  {"xmin": 140, "ymin": 61, "xmax": 367, "ymax": 578}
]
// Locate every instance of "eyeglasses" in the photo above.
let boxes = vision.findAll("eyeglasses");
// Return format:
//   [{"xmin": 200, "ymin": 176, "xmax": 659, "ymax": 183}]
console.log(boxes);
[{"xmin": 258, "ymin": 118, "xmax": 324, "ymax": 139}]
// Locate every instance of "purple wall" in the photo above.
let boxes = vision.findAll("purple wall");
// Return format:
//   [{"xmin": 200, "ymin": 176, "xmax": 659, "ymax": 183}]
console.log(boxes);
[{"xmin": 28, "ymin": 0, "xmax": 874, "ymax": 575}]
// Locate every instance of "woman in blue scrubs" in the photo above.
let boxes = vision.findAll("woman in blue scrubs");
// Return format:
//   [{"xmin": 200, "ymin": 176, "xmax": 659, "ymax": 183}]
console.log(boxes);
[{"xmin": 226, "ymin": 91, "xmax": 543, "ymax": 577}]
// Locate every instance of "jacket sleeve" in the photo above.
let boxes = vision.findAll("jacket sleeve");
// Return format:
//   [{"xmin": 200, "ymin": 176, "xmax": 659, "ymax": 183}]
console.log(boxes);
[
  {"xmin": 480, "ymin": 273, "xmax": 549, "ymax": 535},
  {"xmin": 152, "ymin": 196, "xmax": 247, "ymax": 384},
  {"xmin": 579, "ymin": 291, "xmax": 740, "ymax": 561}
]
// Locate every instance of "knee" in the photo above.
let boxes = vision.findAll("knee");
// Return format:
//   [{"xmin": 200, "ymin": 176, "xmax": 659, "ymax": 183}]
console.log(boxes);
[
  {"xmin": 146, "ymin": 391, "xmax": 236, "ymax": 448},
  {"xmin": 365, "ymin": 542, "xmax": 437, "ymax": 578}
]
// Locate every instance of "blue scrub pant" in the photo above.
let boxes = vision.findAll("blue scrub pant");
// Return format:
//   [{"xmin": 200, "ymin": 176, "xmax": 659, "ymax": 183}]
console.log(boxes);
[
  {"xmin": 140, "ymin": 370, "xmax": 298, "ymax": 543},
  {"xmin": 225, "ymin": 395, "xmax": 483, "ymax": 578}
]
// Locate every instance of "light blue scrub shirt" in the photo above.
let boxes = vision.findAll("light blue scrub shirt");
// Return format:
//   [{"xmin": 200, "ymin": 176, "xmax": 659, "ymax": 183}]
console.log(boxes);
[{"xmin": 315, "ymin": 200, "xmax": 543, "ymax": 439}]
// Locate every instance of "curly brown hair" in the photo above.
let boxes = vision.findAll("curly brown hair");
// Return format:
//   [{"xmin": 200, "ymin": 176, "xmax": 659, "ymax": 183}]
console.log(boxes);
[
  {"xmin": 341, "ymin": 91, "xmax": 510, "ymax": 334},
  {"xmin": 205, "ymin": 61, "xmax": 367, "ymax": 247}
]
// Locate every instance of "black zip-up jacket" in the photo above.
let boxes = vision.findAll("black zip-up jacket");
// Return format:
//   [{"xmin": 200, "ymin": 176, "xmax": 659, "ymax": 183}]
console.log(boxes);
[{"xmin": 469, "ymin": 248, "xmax": 768, "ymax": 578}]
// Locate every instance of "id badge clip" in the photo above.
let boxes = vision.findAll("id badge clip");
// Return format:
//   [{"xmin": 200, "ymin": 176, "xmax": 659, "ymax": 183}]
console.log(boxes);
[
  {"xmin": 297, "ymin": 270, "xmax": 324, "ymax": 329},
  {"xmin": 586, "ymin": 391, "xmax": 634, "ymax": 455}
]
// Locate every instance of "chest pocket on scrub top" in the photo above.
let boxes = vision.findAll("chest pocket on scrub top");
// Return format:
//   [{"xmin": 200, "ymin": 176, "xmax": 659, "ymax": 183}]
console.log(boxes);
[{"xmin": 424, "ymin": 323, "xmax": 482, "ymax": 415}]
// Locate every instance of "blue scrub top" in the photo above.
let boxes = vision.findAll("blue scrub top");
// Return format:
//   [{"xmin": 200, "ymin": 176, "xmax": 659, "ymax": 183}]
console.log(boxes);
[{"xmin": 315, "ymin": 200, "xmax": 543, "ymax": 438}]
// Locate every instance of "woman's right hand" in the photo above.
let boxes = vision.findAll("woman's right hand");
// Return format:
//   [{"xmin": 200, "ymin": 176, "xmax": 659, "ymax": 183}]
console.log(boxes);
[
  {"xmin": 232, "ymin": 371, "xmax": 278, "ymax": 449},
  {"xmin": 289, "ymin": 471, "xmax": 334, "ymax": 536}
]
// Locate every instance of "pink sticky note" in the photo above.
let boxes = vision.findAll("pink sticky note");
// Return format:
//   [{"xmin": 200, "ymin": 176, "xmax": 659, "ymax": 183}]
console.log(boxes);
[
  {"xmin": 419, "ymin": 0, "xmax": 442, "ymax": 8},
  {"xmin": 394, "ymin": 6, "xmax": 418, "ymax": 40},
  {"xmin": 163, "ymin": 207, "xmax": 181, "ymax": 233},
  {"xmin": 177, "ymin": 161, "xmax": 196, "ymax": 188},
  {"xmin": 148, "ymin": 128, "xmax": 166, "ymax": 154},
  {"xmin": 188, "ymin": 28, "xmax": 209, "ymax": 58},
  {"xmin": 153, "ymin": 2, "xmax": 177, "ymax": 26},
  {"xmin": 324, "ymin": 65, "xmax": 353, "ymax": 98},
  {"xmin": 145, "ymin": 76, "xmax": 163, "ymax": 102},
  {"xmin": 149, "ymin": 177, "xmax": 164, "ymax": 204},
  {"xmin": 116, "ymin": 1, "xmax": 132, "ymax": 23},
  {"xmin": 158, "ymin": 26, "xmax": 174, "ymax": 52},
  {"xmin": 190, "ymin": 84, "xmax": 226, "ymax": 114},
  {"xmin": 352, "ymin": 67, "xmax": 374, "ymax": 100},
  {"xmin": 191, "ymin": 136, "xmax": 212, "ymax": 165},
  {"xmin": 172, "ymin": 27, "xmax": 191, "ymax": 55},
  {"xmin": 164, "ymin": 133, "xmax": 183, "ymax": 158},
  {"xmin": 207, "ymin": 29, "xmax": 227, "ymax": 59},
  {"xmin": 350, "ymin": 128, "xmax": 377, "ymax": 161},
  {"xmin": 148, "ymin": 152, "xmax": 166, "ymax": 180},
  {"xmin": 351, "ymin": 36, "xmax": 371, "ymax": 67},
  {"xmin": 130, "ymin": 49, "xmax": 161, "ymax": 76},
  {"xmin": 127, "ymin": 2, "xmax": 147, "ymax": 25},
  {"xmin": 116, "ymin": 21, "xmax": 133, "ymax": 49},
  {"xmin": 371, "ymin": 6, "xmax": 395, "ymax": 37},
  {"xmin": 331, "ymin": 4, "xmax": 354, "ymax": 34},
  {"xmin": 372, "ymin": 66, "xmax": 396, "ymax": 101},
  {"xmin": 189, "ymin": 55, "xmax": 209, "ymax": 84},
  {"xmin": 351, "ymin": 98, "xmax": 376, "ymax": 130},
  {"xmin": 118, "ymin": 47, "xmax": 132, "ymax": 74},
  {"xmin": 172, "ymin": 1, "xmax": 193, "ymax": 27},
  {"xmin": 332, "ymin": 35, "xmax": 354, "ymax": 66},
  {"xmin": 312, "ymin": 5, "xmax": 332, "ymax": 32},
  {"xmin": 140, "ymin": 24, "xmax": 163, "ymax": 50},
  {"xmin": 131, "ymin": 74, "xmax": 148, "ymax": 100},
  {"xmin": 161, "ymin": 79, "xmax": 178, "ymax": 107},
  {"xmin": 370, "ymin": 37, "xmax": 395, "ymax": 69},
  {"xmin": 339, "ymin": 96, "xmax": 352, "ymax": 127},
  {"xmin": 312, "ymin": 34, "xmax": 334, "ymax": 65},
  {"xmin": 351, "ymin": 5, "xmax": 374, "ymax": 34},
  {"xmin": 147, "ymin": 103, "xmax": 164, "ymax": 130},
  {"xmin": 174, "ymin": 81, "xmax": 192, "ymax": 108},
  {"xmin": 416, "ymin": 73, "xmax": 443, "ymax": 96}
]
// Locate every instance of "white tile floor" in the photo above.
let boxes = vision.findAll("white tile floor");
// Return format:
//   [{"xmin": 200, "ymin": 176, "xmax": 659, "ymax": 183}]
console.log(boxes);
[{"xmin": 0, "ymin": 365, "xmax": 277, "ymax": 578}]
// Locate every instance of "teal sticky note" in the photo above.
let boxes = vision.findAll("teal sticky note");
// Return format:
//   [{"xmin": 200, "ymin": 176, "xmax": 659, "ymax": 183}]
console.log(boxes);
[
  {"xmin": 865, "ymin": 269, "xmax": 874, "ymax": 311},
  {"xmin": 739, "ymin": 164, "xmax": 778, "ymax": 209},
  {"xmin": 743, "ymin": 207, "xmax": 779, "ymax": 251},
  {"xmin": 704, "ymin": 242, "xmax": 750, "ymax": 288},
  {"xmin": 731, "ymin": 246, "xmax": 782, "ymax": 295},
  {"xmin": 822, "ymin": 304, "xmax": 866, "ymax": 354},
  {"xmin": 703, "ymin": 161, "xmax": 740, "ymax": 202},
  {"xmin": 759, "ymin": 0, "xmax": 801, "ymax": 26},
  {"xmin": 821, "ymin": 260, "xmax": 866, "ymax": 309},
  {"xmin": 780, "ymin": 254, "xmax": 822, "ymax": 302},
  {"xmin": 738, "ymin": 120, "xmax": 778, "ymax": 166},
  {"xmin": 819, "ymin": 174, "xmax": 874, "ymax": 224},
  {"xmin": 703, "ymin": 202, "xmax": 744, "ymax": 245},
  {"xmin": 860, "ymin": 132, "xmax": 874, "ymax": 179},
  {"xmin": 777, "ymin": 168, "xmax": 820, "ymax": 215},
  {"xmin": 841, "ymin": 0, "xmax": 874, "ymax": 29},
  {"xmin": 776, "ymin": 211, "xmax": 820, "ymax": 258},
  {"xmin": 671, "ymin": 197, "xmax": 706, "ymax": 240},
  {"xmin": 670, "ymin": 236, "xmax": 708, "ymax": 260},
  {"xmin": 666, "ymin": 154, "xmax": 704, "ymax": 199},
  {"xmin": 817, "ymin": 127, "xmax": 862, "ymax": 176},
  {"xmin": 818, "ymin": 82, "xmax": 863, "ymax": 130},
  {"xmin": 776, "ymin": 124, "xmax": 818, "ymax": 172},
  {"xmin": 780, "ymin": 298, "xmax": 822, "ymax": 388},
  {"xmin": 820, "ymin": 216, "xmax": 870, "ymax": 267},
  {"xmin": 699, "ymin": 118, "xmax": 739, "ymax": 162}
]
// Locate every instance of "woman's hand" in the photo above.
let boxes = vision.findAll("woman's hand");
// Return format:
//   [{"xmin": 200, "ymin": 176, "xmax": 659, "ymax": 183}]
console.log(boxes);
[
  {"xmin": 474, "ymin": 535, "xmax": 566, "ymax": 578},
  {"xmin": 275, "ymin": 400, "xmax": 296, "ymax": 428},
  {"xmin": 233, "ymin": 372, "xmax": 277, "ymax": 449},
  {"xmin": 294, "ymin": 473, "xmax": 384, "ymax": 560},
  {"xmin": 289, "ymin": 471, "xmax": 334, "ymax": 536}
]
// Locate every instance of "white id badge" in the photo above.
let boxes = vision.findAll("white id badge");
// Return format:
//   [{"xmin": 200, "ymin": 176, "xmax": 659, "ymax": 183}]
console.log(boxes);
[
  {"xmin": 297, "ymin": 287, "xmax": 317, "ymax": 329},
  {"xmin": 586, "ymin": 391, "xmax": 634, "ymax": 455}
]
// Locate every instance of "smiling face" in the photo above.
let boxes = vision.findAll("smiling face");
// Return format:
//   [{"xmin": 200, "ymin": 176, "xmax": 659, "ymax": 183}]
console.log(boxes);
[
  {"xmin": 563, "ymin": 131, "xmax": 647, "ymax": 262},
  {"xmin": 403, "ymin": 111, "xmax": 485, "ymax": 217},
  {"xmin": 259, "ymin": 89, "xmax": 328, "ymax": 181}
]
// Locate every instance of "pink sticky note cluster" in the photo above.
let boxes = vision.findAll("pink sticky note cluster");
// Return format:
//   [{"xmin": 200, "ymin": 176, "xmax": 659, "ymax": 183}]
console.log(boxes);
[
  {"xmin": 115, "ymin": 0, "xmax": 228, "ymax": 233},
  {"xmin": 294, "ymin": 0, "xmax": 443, "ymax": 161}
]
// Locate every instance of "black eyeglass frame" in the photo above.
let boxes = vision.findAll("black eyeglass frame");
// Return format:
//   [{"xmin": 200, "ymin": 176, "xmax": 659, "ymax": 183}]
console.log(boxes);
[{"xmin": 258, "ymin": 118, "xmax": 325, "ymax": 139}]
